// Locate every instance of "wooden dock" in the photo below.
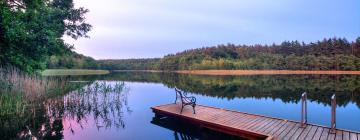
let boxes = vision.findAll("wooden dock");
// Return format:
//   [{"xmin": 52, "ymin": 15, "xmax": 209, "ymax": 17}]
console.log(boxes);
[{"xmin": 151, "ymin": 104, "xmax": 360, "ymax": 140}]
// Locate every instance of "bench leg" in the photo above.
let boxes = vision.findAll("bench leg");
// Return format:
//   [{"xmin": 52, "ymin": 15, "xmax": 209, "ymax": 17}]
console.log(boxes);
[
  {"xmin": 180, "ymin": 105, "xmax": 184, "ymax": 114},
  {"xmin": 192, "ymin": 104, "xmax": 196, "ymax": 114}
]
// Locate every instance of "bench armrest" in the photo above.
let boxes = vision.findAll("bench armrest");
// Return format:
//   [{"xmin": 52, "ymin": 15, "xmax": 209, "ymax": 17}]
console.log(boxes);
[{"xmin": 183, "ymin": 95, "xmax": 196, "ymax": 103}]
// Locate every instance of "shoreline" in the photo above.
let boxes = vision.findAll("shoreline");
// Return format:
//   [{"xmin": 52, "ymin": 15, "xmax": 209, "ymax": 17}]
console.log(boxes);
[
  {"xmin": 113, "ymin": 70, "xmax": 164, "ymax": 73},
  {"xmin": 54, "ymin": 69, "xmax": 360, "ymax": 76},
  {"xmin": 42, "ymin": 69, "xmax": 110, "ymax": 76},
  {"xmin": 175, "ymin": 70, "xmax": 360, "ymax": 75}
]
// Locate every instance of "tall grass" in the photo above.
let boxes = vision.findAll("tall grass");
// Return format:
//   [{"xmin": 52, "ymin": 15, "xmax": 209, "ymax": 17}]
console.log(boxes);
[
  {"xmin": 1, "ymin": 80, "xmax": 129, "ymax": 139},
  {"xmin": 0, "ymin": 67, "xmax": 67, "ymax": 99},
  {"xmin": 0, "ymin": 66, "xmax": 75, "ymax": 139},
  {"xmin": 0, "ymin": 66, "xmax": 70, "ymax": 122}
]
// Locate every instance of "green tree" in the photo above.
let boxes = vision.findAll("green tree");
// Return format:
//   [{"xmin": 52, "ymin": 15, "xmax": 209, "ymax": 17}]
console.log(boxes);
[{"xmin": 0, "ymin": 0, "xmax": 91, "ymax": 73}]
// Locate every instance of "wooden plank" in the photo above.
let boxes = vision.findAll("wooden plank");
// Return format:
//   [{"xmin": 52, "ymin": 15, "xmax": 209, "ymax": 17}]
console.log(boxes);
[
  {"xmin": 282, "ymin": 123, "xmax": 301, "ymax": 139},
  {"xmin": 268, "ymin": 120, "xmax": 288, "ymax": 135},
  {"xmin": 252, "ymin": 118, "xmax": 275, "ymax": 132},
  {"xmin": 231, "ymin": 114, "xmax": 256, "ymax": 127},
  {"xmin": 218, "ymin": 114, "xmax": 245, "ymax": 128},
  {"xmin": 225, "ymin": 114, "xmax": 252, "ymax": 128},
  {"xmin": 312, "ymin": 127, "xmax": 324, "ymax": 140},
  {"xmin": 232, "ymin": 115, "xmax": 260, "ymax": 129},
  {"xmin": 220, "ymin": 112, "xmax": 245, "ymax": 126},
  {"xmin": 238, "ymin": 116, "xmax": 262, "ymax": 129},
  {"xmin": 305, "ymin": 126, "xmax": 319, "ymax": 140},
  {"xmin": 291, "ymin": 125, "xmax": 306, "ymax": 139},
  {"xmin": 222, "ymin": 111, "xmax": 248, "ymax": 124},
  {"xmin": 240, "ymin": 116, "xmax": 265, "ymax": 129},
  {"xmin": 297, "ymin": 125, "xmax": 314, "ymax": 140},
  {"xmin": 249, "ymin": 118, "xmax": 274, "ymax": 131},
  {"xmin": 343, "ymin": 131, "xmax": 350, "ymax": 140},
  {"xmin": 260, "ymin": 119, "xmax": 281, "ymax": 133},
  {"xmin": 274, "ymin": 122, "xmax": 295, "ymax": 139},
  {"xmin": 349, "ymin": 132, "xmax": 357, "ymax": 140},
  {"xmin": 277, "ymin": 122, "xmax": 297, "ymax": 138},
  {"xmin": 320, "ymin": 128, "xmax": 330, "ymax": 140},
  {"xmin": 263, "ymin": 119, "xmax": 285, "ymax": 134},
  {"xmin": 193, "ymin": 110, "xmax": 213, "ymax": 120},
  {"xmin": 200, "ymin": 108, "xmax": 225, "ymax": 121},
  {"xmin": 328, "ymin": 131, "xmax": 336, "ymax": 140},
  {"xmin": 226, "ymin": 113, "xmax": 250, "ymax": 125},
  {"xmin": 193, "ymin": 107, "xmax": 211, "ymax": 116},
  {"xmin": 335, "ymin": 130, "xmax": 343, "ymax": 140},
  {"xmin": 257, "ymin": 119, "xmax": 279, "ymax": 132},
  {"xmin": 212, "ymin": 110, "xmax": 237, "ymax": 124},
  {"xmin": 272, "ymin": 121, "xmax": 293, "ymax": 137}
]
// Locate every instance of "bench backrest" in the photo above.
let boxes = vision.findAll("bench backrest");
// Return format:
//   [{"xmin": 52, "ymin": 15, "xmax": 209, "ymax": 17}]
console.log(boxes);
[{"xmin": 175, "ymin": 88, "xmax": 186, "ymax": 103}]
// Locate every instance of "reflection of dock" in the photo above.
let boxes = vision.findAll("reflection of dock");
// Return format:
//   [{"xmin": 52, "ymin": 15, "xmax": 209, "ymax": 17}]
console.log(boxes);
[
  {"xmin": 151, "ymin": 117, "xmax": 200, "ymax": 140},
  {"xmin": 151, "ymin": 104, "xmax": 360, "ymax": 140},
  {"xmin": 151, "ymin": 115, "xmax": 244, "ymax": 140}
]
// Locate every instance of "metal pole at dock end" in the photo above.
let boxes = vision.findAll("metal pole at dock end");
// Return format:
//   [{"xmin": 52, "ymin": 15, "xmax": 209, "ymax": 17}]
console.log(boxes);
[
  {"xmin": 300, "ymin": 92, "xmax": 307, "ymax": 128},
  {"xmin": 330, "ymin": 94, "xmax": 336, "ymax": 133}
]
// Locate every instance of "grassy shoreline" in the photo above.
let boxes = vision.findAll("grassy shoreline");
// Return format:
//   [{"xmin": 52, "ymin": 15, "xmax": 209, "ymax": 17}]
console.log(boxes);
[
  {"xmin": 42, "ymin": 69, "xmax": 110, "ymax": 76},
  {"xmin": 43, "ymin": 69, "xmax": 360, "ymax": 76},
  {"xmin": 113, "ymin": 70, "xmax": 164, "ymax": 73},
  {"xmin": 112, "ymin": 69, "xmax": 360, "ymax": 75},
  {"xmin": 176, "ymin": 70, "xmax": 360, "ymax": 75}
]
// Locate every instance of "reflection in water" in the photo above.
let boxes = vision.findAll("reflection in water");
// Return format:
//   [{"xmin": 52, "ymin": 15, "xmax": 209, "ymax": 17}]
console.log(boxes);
[
  {"xmin": 61, "ymin": 82, "xmax": 131, "ymax": 131},
  {"xmin": 1, "ymin": 72, "xmax": 360, "ymax": 139},
  {"xmin": 71, "ymin": 72, "xmax": 360, "ymax": 108},
  {"xmin": 151, "ymin": 116, "xmax": 244, "ymax": 140},
  {"xmin": 1, "ymin": 81, "xmax": 130, "ymax": 140}
]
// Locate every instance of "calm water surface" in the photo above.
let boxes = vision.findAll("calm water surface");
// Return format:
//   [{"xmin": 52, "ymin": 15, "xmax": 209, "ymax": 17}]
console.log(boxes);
[{"xmin": 2, "ymin": 72, "xmax": 360, "ymax": 139}]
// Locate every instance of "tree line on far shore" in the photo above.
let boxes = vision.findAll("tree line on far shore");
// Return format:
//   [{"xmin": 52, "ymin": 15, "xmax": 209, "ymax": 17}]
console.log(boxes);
[
  {"xmin": 46, "ymin": 50, "xmax": 99, "ymax": 69},
  {"xmin": 94, "ymin": 37, "xmax": 360, "ymax": 71}
]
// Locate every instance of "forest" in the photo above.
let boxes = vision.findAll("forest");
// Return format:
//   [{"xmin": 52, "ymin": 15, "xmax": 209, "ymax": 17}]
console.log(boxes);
[
  {"xmin": 46, "ymin": 51, "xmax": 99, "ymax": 69},
  {"xmin": 97, "ymin": 58, "xmax": 160, "ymax": 70},
  {"xmin": 0, "ymin": 0, "xmax": 91, "ymax": 73},
  {"xmin": 98, "ymin": 37, "xmax": 360, "ymax": 71}
]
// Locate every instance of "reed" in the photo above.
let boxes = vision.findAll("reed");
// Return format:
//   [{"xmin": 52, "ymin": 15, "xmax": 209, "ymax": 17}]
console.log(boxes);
[
  {"xmin": 0, "ymin": 66, "xmax": 69, "ymax": 119},
  {"xmin": 0, "ymin": 66, "xmax": 74, "ymax": 138},
  {"xmin": 0, "ymin": 67, "xmax": 67, "ymax": 98}
]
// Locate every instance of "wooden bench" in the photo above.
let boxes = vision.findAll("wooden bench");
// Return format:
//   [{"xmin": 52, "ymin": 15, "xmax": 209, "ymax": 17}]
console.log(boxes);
[{"xmin": 174, "ymin": 87, "xmax": 196, "ymax": 114}]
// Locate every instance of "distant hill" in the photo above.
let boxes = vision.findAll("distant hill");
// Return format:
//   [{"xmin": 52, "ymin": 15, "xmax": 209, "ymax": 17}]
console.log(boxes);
[
  {"xmin": 46, "ymin": 50, "xmax": 99, "ymax": 69},
  {"xmin": 97, "ymin": 58, "xmax": 160, "ymax": 70},
  {"xmin": 100, "ymin": 37, "xmax": 360, "ymax": 71}
]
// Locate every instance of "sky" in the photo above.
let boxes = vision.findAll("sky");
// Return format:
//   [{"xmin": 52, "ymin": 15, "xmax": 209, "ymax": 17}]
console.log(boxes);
[{"xmin": 65, "ymin": 0, "xmax": 360, "ymax": 59}]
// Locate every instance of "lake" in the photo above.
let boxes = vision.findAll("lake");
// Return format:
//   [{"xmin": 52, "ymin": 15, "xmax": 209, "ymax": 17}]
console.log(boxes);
[{"xmin": 2, "ymin": 72, "xmax": 360, "ymax": 139}]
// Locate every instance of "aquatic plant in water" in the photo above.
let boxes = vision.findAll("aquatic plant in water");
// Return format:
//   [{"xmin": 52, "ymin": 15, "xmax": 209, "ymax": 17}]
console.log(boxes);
[
  {"xmin": 8, "ymin": 81, "xmax": 131, "ymax": 140},
  {"xmin": 0, "ymin": 67, "xmax": 75, "ymax": 139}
]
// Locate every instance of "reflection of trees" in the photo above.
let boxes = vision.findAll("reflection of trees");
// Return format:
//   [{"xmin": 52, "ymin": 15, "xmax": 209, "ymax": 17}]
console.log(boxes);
[
  {"xmin": 1, "ymin": 81, "xmax": 130, "ymax": 140},
  {"xmin": 164, "ymin": 74, "xmax": 360, "ymax": 107},
  {"xmin": 99, "ymin": 72, "xmax": 360, "ymax": 107}
]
